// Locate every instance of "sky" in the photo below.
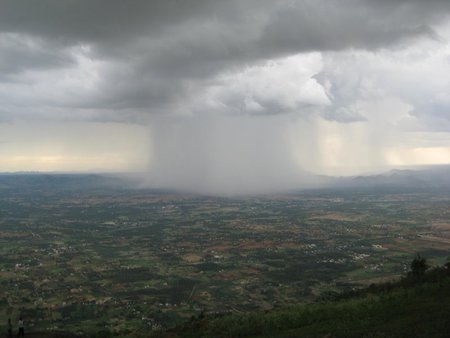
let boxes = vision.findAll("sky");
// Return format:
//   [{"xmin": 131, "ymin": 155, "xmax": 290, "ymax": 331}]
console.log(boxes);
[{"xmin": 1, "ymin": 0, "xmax": 450, "ymax": 194}]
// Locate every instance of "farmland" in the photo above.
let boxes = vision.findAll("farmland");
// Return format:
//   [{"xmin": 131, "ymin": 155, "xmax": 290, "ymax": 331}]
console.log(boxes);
[{"xmin": 1, "ymin": 175, "xmax": 449, "ymax": 335}]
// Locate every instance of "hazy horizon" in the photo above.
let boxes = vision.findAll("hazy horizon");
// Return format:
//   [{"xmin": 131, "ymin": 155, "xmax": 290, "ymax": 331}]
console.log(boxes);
[{"xmin": 3, "ymin": 163, "xmax": 450, "ymax": 197}]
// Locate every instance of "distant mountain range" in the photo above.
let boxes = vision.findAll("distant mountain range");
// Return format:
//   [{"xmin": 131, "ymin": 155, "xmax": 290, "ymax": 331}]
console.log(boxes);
[
  {"xmin": 317, "ymin": 165, "xmax": 450, "ymax": 193},
  {"xmin": 1, "ymin": 165, "xmax": 450, "ymax": 194}
]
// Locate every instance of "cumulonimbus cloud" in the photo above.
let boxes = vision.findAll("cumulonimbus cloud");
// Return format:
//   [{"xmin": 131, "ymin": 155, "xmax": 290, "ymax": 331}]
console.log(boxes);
[
  {"xmin": 0, "ymin": 0, "xmax": 449, "ymax": 121},
  {"xmin": 1, "ymin": 0, "xmax": 450, "ymax": 192}
]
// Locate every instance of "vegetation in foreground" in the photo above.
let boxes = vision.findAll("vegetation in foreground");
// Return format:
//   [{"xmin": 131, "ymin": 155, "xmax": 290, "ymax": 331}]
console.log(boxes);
[
  {"xmin": 167, "ymin": 257, "xmax": 450, "ymax": 338},
  {"xmin": 3, "ymin": 257, "xmax": 450, "ymax": 337}
]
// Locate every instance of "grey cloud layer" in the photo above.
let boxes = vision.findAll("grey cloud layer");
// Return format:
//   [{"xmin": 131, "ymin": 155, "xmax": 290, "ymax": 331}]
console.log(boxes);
[{"xmin": 1, "ymin": 0, "xmax": 449, "ymax": 120}]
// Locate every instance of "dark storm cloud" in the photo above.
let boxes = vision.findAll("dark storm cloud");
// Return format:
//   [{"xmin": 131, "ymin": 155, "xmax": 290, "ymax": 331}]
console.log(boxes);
[
  {"xmin": 0, "ymin": 0, "xmax": 449, "ymax": 118},
  {"xmin": 0, "ymin": 0, "xmax": 213, "ymax": 44},
  {"xmin": 0, "ymin": 34, "xmax": 73, "ymax": 79}
]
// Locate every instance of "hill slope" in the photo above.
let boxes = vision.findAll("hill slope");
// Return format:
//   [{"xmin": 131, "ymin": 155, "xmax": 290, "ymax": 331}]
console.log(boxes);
[{"xmin": 169, "ymin": 267, "xmax": 450, "ymax": 337}]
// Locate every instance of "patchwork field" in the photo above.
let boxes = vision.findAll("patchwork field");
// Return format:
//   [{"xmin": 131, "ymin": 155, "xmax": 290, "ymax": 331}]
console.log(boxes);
[{"xmin": 0, "ymin": 176, "xmax": 449, "ymax": 336}]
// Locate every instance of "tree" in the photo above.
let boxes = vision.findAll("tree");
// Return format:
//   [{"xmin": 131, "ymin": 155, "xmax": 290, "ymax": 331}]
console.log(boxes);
[{"xmin": 410, "ymin": 254, "xmax": 429, "ymax": 278}]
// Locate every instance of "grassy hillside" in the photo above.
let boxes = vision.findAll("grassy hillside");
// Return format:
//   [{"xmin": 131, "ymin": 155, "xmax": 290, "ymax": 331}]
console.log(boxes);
[
  {"xmin": 3, "ymin": 259, "xmax": 449, "ymax": 337},
  {"xmin": 168, "ymin": 261, "xmax": 450, "ymax": 337}
]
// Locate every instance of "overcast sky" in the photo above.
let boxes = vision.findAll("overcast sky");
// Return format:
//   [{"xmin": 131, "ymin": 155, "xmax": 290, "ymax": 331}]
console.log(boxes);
[{"xmin": 1, "ymin": 0, "xmax": 450, "ymax": 193}]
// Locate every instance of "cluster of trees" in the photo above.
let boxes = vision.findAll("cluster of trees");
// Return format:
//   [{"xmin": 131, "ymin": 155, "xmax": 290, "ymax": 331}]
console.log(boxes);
[{"xmin": 405, "ymin": 254, "xmax": 450, "ymax": 286}]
